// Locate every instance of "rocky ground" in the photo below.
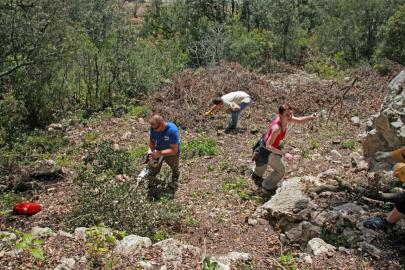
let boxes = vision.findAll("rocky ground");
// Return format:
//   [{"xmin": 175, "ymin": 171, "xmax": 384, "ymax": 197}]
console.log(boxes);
[{"xmin": 1, "ymin": 62, "xmax": 404, "ymax": 269}]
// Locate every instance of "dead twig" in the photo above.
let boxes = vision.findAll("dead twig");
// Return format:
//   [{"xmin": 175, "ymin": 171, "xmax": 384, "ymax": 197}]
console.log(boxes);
[{"xmin": 326, "ymin": 77, "xmax": 358, "ymax": 126}]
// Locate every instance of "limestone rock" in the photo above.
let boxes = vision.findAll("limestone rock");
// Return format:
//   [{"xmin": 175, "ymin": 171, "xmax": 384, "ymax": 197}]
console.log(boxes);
[
  {"xmin": 307, "ymin": 238, "xmax": 336, "ymax": 256},
  {"xmin": 74, "ymin": 227, "xmax": 87, "ymax": 241},
  {"xmin": 0, "ymin": 231, "xmax": 16, "ymax": 250},
  {"xmin": 214, "ymin": 252, "xmax": 251, "ymax": 270},
  {"xmin": 351, "ymin": 116, "xmax": 361, "ymax": 127},
  {"xmin": 363, "ymin": 70, "xmax": 405, "ymax": 157},
  {"xmin": 154, "ymin": 238, "xmax": 201, "ymax": 268},
  {"xmin": 115, "ymin": 235, "xmax": 152, "ymax": 255},
  {"xmin": 253, "ymin": 177, "xmax": 316, "ymax": 230},
  {"xmin": 54, "ymin": 257, "xmax": 75, "ymax": 270},
  {"xmin": 31, "ymin": 227, "xmax": 55, "ymax": 238},
  {"xmin": 285, "ymin": 221, "xmax": 321, "ymax": 245}
]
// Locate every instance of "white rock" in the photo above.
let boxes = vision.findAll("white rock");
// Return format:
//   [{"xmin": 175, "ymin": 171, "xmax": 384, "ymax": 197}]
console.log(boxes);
[
  {"xmin": 154, "ymin": 238, "xmax": 200, "ymax": 267},
  {"xmin": 57, "ymin": 230, "xmax": 74, "ymax": 238},
  {"xmin": 0, "ymin": 231, "xmax": 16, "ymax": 250},
  {"xmin": 112, "ymin": 143, "xmax": 120, "ymax": 151},
  {"xmin": 351, "ymin": 116, "xmax": 361, "ymax": 127},
  {"xmin": 247, "ymin": 218, "xmax": 258, "ymax": 226},
  {"xmin": 74, "ymin": 227, "xmax": 87, "ymax": 241},
  {"xmin": 139, "ymin": 261, "xmax": 153, "ymax": 269},
  {"xmin": 49, "ymin": 123, "xmax": 63, "ymax": 130},
  {"xmin": 115, "ymin": 235, "xmax": 152, "ymax": 255},
  {"xmin": 216, "ymin": 252, "xmax": 251, "ymax": 265},
  {"xmin": 307, "ymin": 238, "xmax": 335, "ymax": 256},
  {"xmin": 0, "ymin": 231, "xmax": 16, "ymax": 242},
  {"xmin": 121, "ymin": 131, "xmax": 132, "ymax": 140},
  {"xmin": 54, "ymin": 257, "xmax": 75, "ymax": 270},
  {"xmin": 31, "ymin": 227, "xmax": 55, "ymax": 238}
]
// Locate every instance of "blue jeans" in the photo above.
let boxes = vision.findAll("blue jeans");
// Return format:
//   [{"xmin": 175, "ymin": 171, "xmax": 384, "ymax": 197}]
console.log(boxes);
[{"xmin": 230, "ymin": 102, "xmax": 249, "ymax": 128}]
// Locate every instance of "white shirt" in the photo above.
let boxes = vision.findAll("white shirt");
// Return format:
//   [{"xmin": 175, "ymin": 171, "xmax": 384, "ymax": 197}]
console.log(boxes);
[{"xmin": 221, "ymin": 91, "xmax": 251, "ymax": 105}]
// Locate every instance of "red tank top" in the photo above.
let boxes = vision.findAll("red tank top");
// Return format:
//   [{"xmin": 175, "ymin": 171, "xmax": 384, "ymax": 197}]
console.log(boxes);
[{"xmin": 265, "ymin": 116, "xmax": 286, "ymax": 149}]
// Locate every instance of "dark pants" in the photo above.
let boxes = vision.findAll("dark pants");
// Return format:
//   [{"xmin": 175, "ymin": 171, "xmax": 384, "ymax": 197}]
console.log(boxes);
[{"xmin": 146, "ymin": 155, "xmax": 180, "ymax": 184}]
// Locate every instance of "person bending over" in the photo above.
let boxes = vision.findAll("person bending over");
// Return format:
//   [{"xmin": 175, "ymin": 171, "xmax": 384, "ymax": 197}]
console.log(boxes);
[{"xmin": 204, "ymin": 91, "xmax": 251, "ymax": 130}]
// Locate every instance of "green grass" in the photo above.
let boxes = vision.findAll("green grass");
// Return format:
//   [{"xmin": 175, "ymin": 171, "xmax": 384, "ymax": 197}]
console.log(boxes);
[
  {"xmin": 340, "ymin": 140, "xmax": 356, "ymax": 150},
  {"xmin": 183, "ymin": 135, "xmax": 218, "ymax": 157}
]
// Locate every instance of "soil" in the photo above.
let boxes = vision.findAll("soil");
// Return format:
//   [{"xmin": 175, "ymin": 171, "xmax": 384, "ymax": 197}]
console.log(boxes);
[{"xmin": 1, "ymin": 61, "xmax": 404, "ymax": 269}]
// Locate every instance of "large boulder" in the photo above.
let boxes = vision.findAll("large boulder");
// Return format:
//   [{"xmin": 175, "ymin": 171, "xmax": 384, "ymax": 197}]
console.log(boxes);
[
  {"xmin": 363, "ymin": 70, "xmax": 405, "ymax": 157},
  {"xmin": 252, "ymin": 176, "xmax": 317, "ymax": 230}
]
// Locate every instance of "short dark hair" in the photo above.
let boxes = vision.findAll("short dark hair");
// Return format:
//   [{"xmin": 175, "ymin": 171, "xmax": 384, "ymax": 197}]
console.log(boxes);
[
  {"xmin": 278, "ymin": 103, "xmax": 292, "ymax": 114},
  {"xmin": 213, "ymin": 97, "xmax": 223, "ymax": 105}
]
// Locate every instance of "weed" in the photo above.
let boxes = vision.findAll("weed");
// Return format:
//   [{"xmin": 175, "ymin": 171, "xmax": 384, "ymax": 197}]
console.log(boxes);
[
  {"xmin": 153, "ymin": 229, "xmax": 168, "ymax": 242},
  {"xmin": 84, "ymin": 130, "xmax": 101, "ymax": 144},
  {"xmin": 278, "ymin": 252, "xmax": 297, "ymax": 270},
  {"xmin": 309, "ymin": 137, "xmax": 320, "ymax": 150},
  {"xmin": 202, "ymin": 256, "xmax": 219, "ymax": 270},
  {"xmin": 84, "ymin": 225, "xmax": 123, "ymax": 267},
  {"xmin": 185, "ymin": 213, "xmax": 198, "ymax": 226},
  {"xmin": 340, "ymin": 140, "xmax": 356, "ymax": 150},
  {"xmin": 219, "ymin": 160, "xmax": 230, "ymax": 171},
  {"xmin": 6, "ymin": 228, "xmax": 45, "ymax": 261},
  {"xmin": 221, "ymin": 177, "xmax": 252, "ymax": 201},
  {"xmin": 207, "ymin": 164, "xmax": 215, "ymax": 171},
  {"xmin": 183, "ymin": 135, "xmax": 217, "ymax": 157}
]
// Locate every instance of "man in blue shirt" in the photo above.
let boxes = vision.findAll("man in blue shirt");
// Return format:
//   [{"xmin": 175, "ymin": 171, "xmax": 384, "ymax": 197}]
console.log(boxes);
[{"xmin": 145, "ymin": 114, "xmax": 180, "ymax": 193}]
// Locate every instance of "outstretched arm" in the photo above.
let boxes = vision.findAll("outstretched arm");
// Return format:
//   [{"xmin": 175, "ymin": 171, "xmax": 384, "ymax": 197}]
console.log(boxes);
[
  {"xmin": 204, "ymin": 104, "xmax": 221, "ymax": 116},
  {"xmin": 291, "ymin": 113, "xmax": 317, "ymax": 124}
]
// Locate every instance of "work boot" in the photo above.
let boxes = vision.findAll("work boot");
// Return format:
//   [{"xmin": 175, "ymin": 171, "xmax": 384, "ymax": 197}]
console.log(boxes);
[
  {"xmin": 363, "ymin": 216, "xmax": 393, "ymax": 231},
  {"xmin": 251, "ymin": 173, "xmax": 263, "ymax": 188}
]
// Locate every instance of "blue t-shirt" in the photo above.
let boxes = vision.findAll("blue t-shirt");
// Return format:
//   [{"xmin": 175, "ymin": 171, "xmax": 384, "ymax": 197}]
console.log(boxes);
[{"xmin": 150, "ymin": 122, "xmax": 180, "ymax": 152}]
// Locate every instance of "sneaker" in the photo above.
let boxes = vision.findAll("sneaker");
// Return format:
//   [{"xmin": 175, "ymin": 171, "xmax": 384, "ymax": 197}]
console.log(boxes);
[
  {"xmin": 251, "ymin": 173, "xmax": 263, "ymax": 187},
  {"xmin": 363, "ymin": 216, "xmax": 392, "ymax": 231}
]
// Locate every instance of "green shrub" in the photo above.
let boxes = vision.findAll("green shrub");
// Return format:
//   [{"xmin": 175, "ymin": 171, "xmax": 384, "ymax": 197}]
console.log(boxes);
[
  {"xmin": 183, "ymin": 135, "xmax": 218, "ymax": 157},
  {"xmin": 68, "ymin": 141, "xmax": 184, "ymax": 236},
  {"xmin": 380, "ymin": 4, "xmax": 405, "ymax": 65},
  {"xmin": 127, "ymin": 105, "xmax": 150, "ymax": 117},
  {"xmin": 304, "ymin": 56, "xmax": 346, "ymax": 79},
  {"xmin": 225, "ymin": 23, "xmax": 273, "ymax": 70}
]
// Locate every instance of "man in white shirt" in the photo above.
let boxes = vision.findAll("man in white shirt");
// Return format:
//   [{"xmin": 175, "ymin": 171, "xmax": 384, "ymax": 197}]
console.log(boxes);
[{"xmin": 204, "ymin": 91, "xmax": 251, "ymax": 130}]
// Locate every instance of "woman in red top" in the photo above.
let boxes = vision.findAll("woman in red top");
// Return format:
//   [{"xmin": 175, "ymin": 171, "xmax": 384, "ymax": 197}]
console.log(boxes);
[{"xmin": 253, "ymin": 103, "xmax": 317, "ymax": 193}]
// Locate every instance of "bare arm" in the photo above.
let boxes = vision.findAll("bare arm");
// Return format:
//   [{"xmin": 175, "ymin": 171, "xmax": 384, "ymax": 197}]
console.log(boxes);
[
  {"xmin": 153, "ymin": 144, "xmax": 178, "ymax": 157},
  {"xmin": 266, "ymin": 125, "xmax": 285, "ymax": 156},
  {"xmin": 204, "ymin": 104, "xmax": 222, "ymax": 115},
  {"xmin": 290, "ymin": 113, "xmax": 317, "ymax": 124}
]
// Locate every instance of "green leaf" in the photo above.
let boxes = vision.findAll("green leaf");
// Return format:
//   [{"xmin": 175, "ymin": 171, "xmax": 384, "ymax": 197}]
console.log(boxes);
[
  {"xmin": 16, "ymin": 242, "xmax": 28, "ymax": 250},
  {"xmin": 31, "ymin": 247, "xmax": 45, "ymax": 260}
]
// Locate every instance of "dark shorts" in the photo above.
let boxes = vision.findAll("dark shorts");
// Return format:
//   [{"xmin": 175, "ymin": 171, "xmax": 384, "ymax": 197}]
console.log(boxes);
[{"xmin": 395, "ymin": 192, "xmax": 405, "ymax": 214}]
